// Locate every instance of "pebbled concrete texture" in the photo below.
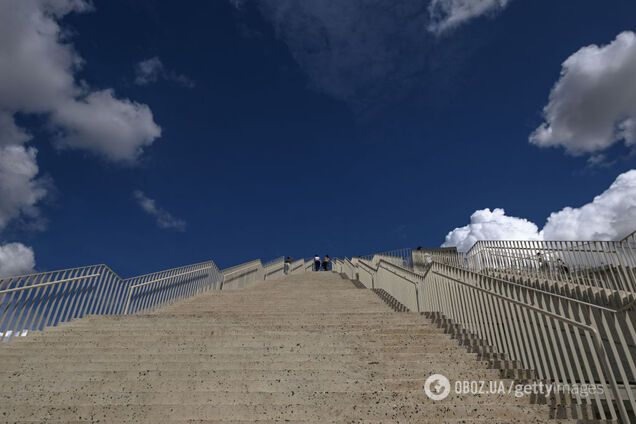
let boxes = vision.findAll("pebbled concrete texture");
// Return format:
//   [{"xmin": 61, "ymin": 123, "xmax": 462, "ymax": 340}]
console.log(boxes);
[{"xmin": 0, "ymin": 272, "xmax": 572, "ymax": 423}]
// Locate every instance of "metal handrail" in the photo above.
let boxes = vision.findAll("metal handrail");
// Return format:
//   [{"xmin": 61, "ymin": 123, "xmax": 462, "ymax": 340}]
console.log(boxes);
[
  {"xmin": 122, "ymin": 264, "xmax": 215, "ymax": 315},
  {"xmin": 340, "ymin": 249, "xmax": 636, "ymax": 422},
  {"xmin": 128, "ymin": 266, "xmax": 213, "ymax": 289},
  {"xmin": 464, "ymin": 239, "xmax": 636, "ymax": 293},
  {"xmin": 427, "ymin": 268, "xmax": 628, "ymax": 422},
  {"xmin": 356, "ymin": 233, "xmax": 636, "ymax": 296},
  {"xmin": 0, "ymin": 265, "xmax": 120, "ymax": 339},
  {"xmin": 0, "ymin": 253, "xmax": 301, "ymax": 340},
  {"xmin": 0, "ymin": 273, "xmax": 101, "ymax": 294},
  {"xmin": 343, "ymin": 255, "xmax": 636, "ymax": 422},
  {"xmin": 1, "ymin": 259, "xmax": 226, "ymax": 340},
  {"xmin": 434, "ymin": 261, "xmax": 620, "ymax": 313},
  {"xmin": 621, "ymin": 230, "xmax": 636, "ymax": 246}
]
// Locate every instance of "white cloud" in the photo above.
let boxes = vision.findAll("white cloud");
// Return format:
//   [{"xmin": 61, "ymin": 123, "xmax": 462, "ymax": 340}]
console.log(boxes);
[
  {"xmin": 530, "ymin": 32, "xmax": 636, "ymax": 155},
  {"xmin": 133, "ymin": 190, "xmax": 186, "ymax": 232},
  {"xmin": 0, "ymin": 145, "xmax": 47, "ymax": 231},
  {"xmin": 135, "ymin": 57, "xmax": 163, "ymax": 85},
  {"xmin": 0, "ymin": 114, "xmax": 43, "ymax": 280},
  {"xmin": 428, "ymin": 0, "xmax": 511, "ymax": 34},
  {"xmin": 443, "ymin": 170, "xmax": 636, "ymax": 251},
  {"xmin": 542, "ymin": 170, "xmax": 636, "ymax": 241},
  {"xmin": 443, "ymin": 208, "xmax": 541, "ymax": 252},
  {"xmin": 0, "ymin": 243, "xmax": 35, "ymax": 277},
  {"xmin": 135, "ymin": 57, "xmax": 195, "ymax": 88},
  {"xmin": 0, "ymin": 0, "xmax": 161, "ymax": 162},
  {"xmin": 0, "ymin": 0, "xmax": 161, "ymax": 275},
  {"xmin": 51, "ymin": 90, "xmax": 161, "ymax": 162},
  {"xmin": 0, "ymin": 112, "xmax": 31, "ymax": 146}
]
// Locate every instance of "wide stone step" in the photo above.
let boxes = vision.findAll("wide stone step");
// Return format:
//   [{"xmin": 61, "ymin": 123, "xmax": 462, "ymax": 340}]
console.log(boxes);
[
  {"xmin": 0, "ymin": 369, "xmax": 503, "ymax": 382},
  {"xmin": 65, "ymin": 321, "xmax": 422, "ymax": 327},
  {"xmin": 38, "ymin": 326, "xmax": 439, "ymax": 335},
  {"xmin": 6, "ymin": 335, "xmax": 457, "ymax": 352},
  {"xmin": 0, "ymin": 348, "xmax": 479, "ymax": 358},
  {"xmin": 0, "ymin": 346, "xmax": 463, "ymax": 355},
  {"xmin": 9, "ymin": 334, "xmax": 453, "ymax": 344},
  {"xmin": 21, "ymin": 334, "xmax": 444, "ymax": 344},
  {"xmin": 3, "ymin": 367, "xmax": 498, "ymax": 381},
  {"xmin": 0, "ymin": 389, "xmax": 535, "ymax": 407},
  {"xmin": 0, "ymin": 352, "xmax": 479, "ymax": 362},
  {"xmin": 0, "ymin": 402, "xmax": 555, "ymax": 422},
  {"xmin": 76, "ymin": 312, "xmax": 419, "ymax": 319},
  {"xmin": 0, "ymin": 379, "xmax": 430, "ymax": 393},
  {"xmin": 5, "ymin": 420, "xmax": 576, "ymax": 424},
  {"xmin": 61, "ymin": 319, "xmax": 425, "ymax": 327},
  {"xmin": 3, "ymin": 358, "xmax": 487, "ymax": 370}
]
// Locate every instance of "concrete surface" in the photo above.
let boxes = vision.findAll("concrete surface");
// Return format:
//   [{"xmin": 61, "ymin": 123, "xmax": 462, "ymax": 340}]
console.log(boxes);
[{"xmin": 0, "ymin": 272, "xmax": 573, "ymax": 423}]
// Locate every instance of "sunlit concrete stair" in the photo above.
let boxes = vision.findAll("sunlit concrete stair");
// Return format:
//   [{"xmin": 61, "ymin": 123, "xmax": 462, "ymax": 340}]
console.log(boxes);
[{"xmin": 0, "ymin": 272, "xmax": 573, "ymax": 423}]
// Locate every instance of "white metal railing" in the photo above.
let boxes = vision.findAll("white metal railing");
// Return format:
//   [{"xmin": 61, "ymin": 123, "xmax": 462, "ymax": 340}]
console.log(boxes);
[
  {"xmin": 359, "ymin": 248, "xmax": 413, "ymax": 268},
  {"xmin": 337, "ymin": 256, "xmax": 635, "ymax": 422},
  {"xmin": 0, "ymin": 254, "xmax": 300, "ymax": 340},
  {"xmin": 0, "ymin": 261, "xmax": 222, "ymax": 341},
  {"xmin": 464, "ymin": 239, "xmax": 636, "ymax": 293},
  {"xmin": 1, "ymin": 265, "xmax": 119, "ymax": 340},
  {"xmin": 123, "ymin": 261, "xmax": 220, "ymax": 315},
  {"xmin": 352, "ymin": 233, "xmax": 636, "ymax": 297}
]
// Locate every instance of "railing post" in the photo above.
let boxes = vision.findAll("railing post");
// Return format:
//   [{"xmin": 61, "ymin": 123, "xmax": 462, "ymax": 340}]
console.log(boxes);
[{"xmin": 123, "ymin": 287, "xmax": 134, "ymax": 315}]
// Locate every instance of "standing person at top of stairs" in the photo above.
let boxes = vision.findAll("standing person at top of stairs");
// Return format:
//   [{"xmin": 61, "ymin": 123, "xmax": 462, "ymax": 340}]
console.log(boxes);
[
  {"xmin": 314, "ymin": 254, "xmax": 321, "ymax": 271},
  {"xmin": 322, "ymin": 255, "xmax": 331, "ymax": 271},
  {"xmin": 284, "ymin": 256, "xmax": 292, "ymax": 274}
]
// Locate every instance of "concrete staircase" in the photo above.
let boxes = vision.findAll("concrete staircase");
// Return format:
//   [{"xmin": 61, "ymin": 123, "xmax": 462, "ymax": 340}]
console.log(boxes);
[{"xmin": 0, "ymin": 272, "xmax": 574, "ymax": 423}]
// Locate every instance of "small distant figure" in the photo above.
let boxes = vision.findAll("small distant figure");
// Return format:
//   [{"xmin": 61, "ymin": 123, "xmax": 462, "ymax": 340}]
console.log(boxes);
[
  {"xmin": 536, "ymin": 252, "xmax": 547, "ymax": 271},
  {"xmin": 284, "ymin": 256, "xmax": 292, "ymax": 274},
  {"xmin": 557, "ymin": 258, "xmax": 570, "ymax": 275},
  {"xmin": 314, "ymin": 254, "xmax": 321, "ymax": 271},
  {"xmin": 322, "ymin": 255, "xmax": 330, "ymax": 271}
]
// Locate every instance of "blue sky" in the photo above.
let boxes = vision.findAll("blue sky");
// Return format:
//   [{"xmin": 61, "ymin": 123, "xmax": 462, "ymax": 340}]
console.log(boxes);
[{"xmin": 1, "ymin": 0, "xmax": 635, "ymax": 276}]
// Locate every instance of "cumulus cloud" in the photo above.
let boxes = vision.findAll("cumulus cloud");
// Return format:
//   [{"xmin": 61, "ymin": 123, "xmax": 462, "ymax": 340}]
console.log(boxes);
[
  {"xmin": 0, "ymin": 0, "xmax": 161, "ymax": 162},
  {"xmin": 133, "ymin": 191, "xmax": 186, "ymax": 232},
  {"xmin": 542, "ymin": 170, "xmax": 636, "ymax": 240},
  {"xmin": 135, "ymin": 57, "xmax": 195, "ymax": 88},
  {"xmin": 443, "ymin": 208, "xmax": 542, "ymax": 252},
  {"xmin": 0, "ymin": 143, "xmax": 47, "ymax": 277},
  {"xmin": 0, "ymin": 112, "xmax": 31, "ymax": 146},
  {"xmin": 0, "ymin": 145, "xmax": 48, "ymax": 231},
  {"xmin": 428, "ymin": 0, "xmax": 511, "ymax": 34},
  {"xmin": 0, "ymin": 0, "xmax": 161, "ymax": 275},
  {"xmin": 530, "ymin": 32, "xmax": 636, "ymax": 156},
  {"xmin": 443, "ymin": 170, "xmax": 636, "ymax": 251},
  {"xmin": 51, "ymin": 90, "xmax": 161, "ymax": 162},
  {"xmin": 0, "ymin": 243, "xmax": 36, "ymax": 277}
]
